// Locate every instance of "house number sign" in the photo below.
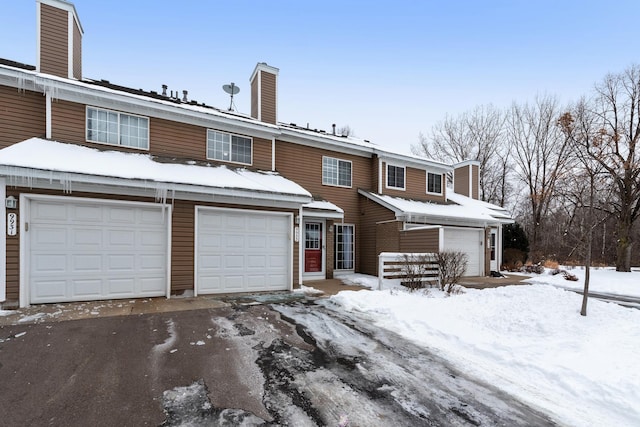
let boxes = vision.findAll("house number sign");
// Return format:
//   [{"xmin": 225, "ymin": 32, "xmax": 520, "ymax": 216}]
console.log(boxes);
[{"xmin": 7, "ymin": 213, "xmax": 17, "ymax": 236}]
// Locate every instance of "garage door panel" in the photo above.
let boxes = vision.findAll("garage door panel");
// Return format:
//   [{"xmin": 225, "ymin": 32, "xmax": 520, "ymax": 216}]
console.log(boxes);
[
  {"xmin": 29, "ymin": 198, "xmax": 168, "ymax": 304},
  {"xmin": 443, "ymin": 228, "xmax": 482, "ymax": 277},
  {"xmin": 197, "ymin": 209, "xmax": 290, "ymax": 294}
]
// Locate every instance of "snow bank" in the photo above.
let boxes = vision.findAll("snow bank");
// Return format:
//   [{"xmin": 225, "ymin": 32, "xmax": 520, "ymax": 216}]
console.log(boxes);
[
  {"xmin": 524, "ymin": 267, "xmax": 640, "ymax": 298},
  {"xmin": 331, "ymin": 284, "xmax": 640, "ymax": 426}
]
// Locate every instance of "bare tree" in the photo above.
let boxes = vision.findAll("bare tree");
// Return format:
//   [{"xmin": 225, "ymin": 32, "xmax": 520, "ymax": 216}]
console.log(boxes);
[
  {"xmin": 506, "ymin": 95, "xmax": 573, "ymax": 260},
  {"xmin": 413, "ymin": 105, "xmax": 511, "ymax": 206},
  {"xmin": 582, "ymin": 65, "xmax": 640, "ymax": 272},
  {"xmin": 336, "ymin": 125, "xmax": 354, "ymax": 137}
]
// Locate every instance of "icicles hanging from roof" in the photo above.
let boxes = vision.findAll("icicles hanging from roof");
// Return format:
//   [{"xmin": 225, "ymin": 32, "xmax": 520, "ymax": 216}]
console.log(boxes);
[
  {"xmin": 59, "ymin": 173, "xmax": 73, "ymax": 194},
  {"xmin": 155, "ymin": 184, "xmax": 169, "ymax": 204},
  {"xmin": 5, "ymin": 166, "xmax": 35, "ymax": 189}
]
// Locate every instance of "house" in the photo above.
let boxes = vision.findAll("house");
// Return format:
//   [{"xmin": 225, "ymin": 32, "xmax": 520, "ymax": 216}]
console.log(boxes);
[{"xmin": 0, "ymin": 0, "xmax": 512, "ymax": 308}]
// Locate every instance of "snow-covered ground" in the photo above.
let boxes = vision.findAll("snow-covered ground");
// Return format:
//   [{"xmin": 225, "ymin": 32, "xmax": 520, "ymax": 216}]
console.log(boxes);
[
  {"xmin": 331, "ymin": 271, "xmax": 640, "ymax": 427},
  {"xmin": 523, "ymin": 266, "xmax": 640, "ymax": 298}
]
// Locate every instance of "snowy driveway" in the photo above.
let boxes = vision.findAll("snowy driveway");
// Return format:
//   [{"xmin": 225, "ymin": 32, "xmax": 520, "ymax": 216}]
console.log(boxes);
[{"xmin": 0, "ymin": 299, "xmax": 554, "ymax": 426}]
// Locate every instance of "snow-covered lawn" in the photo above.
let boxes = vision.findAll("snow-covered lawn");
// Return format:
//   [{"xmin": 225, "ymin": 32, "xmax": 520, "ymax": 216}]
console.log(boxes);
[
  {"xmin": 524, "ymin": 266, "xmax": 640, "ymax": 298},
  {"xmin": 331, "ymin": 272, "xmax": 640, "ymax": 427}
]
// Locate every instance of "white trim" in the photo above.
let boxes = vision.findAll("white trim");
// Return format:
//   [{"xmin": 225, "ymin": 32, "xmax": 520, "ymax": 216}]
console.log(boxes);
[
  {"xmin": 298, "ymin": 205, "xmax": 303, "ymax": 287},
  {"xmin": 322, "ymin": 156, "xmax": 353, "ymax": 188},
  {"xmin": 45, "ymin": 90, "xmax": 52, "ymax": 138},
  {"xmin": 302, "ymin": 219, "xmax": 326, "ymax": 280},
  {"xmin": 193, "ymin": 206, "xmax": 293, "ymax": 295},
  {"xmin": 426, "ymin": 171, "xmax": 443, "ymax": 196},
  {"xmin": 86, "ymin": 105, "xmax": 150, "ymax": 151},
  {"xmin": 378, "ymin": 156, "xmax": 383, "ymax": 194},
  {"xmin": 0, "ymin": 178, "xmax": 6, "ymax": 303},
  {"xmin": 334, "ymin": 223, "xmax": 356, "ymax": 272},
  {"xmin": 468, "ymin": 164, "xmax": 473, "ymax": 199},
  {"xmin": 165, "ymin": 205, "xmax": 173, "ymax": 299},
  {"xmin": 385, "ymin": 163, "xmax": 406, "ymax": 191},
  {"xmin": 257, "ymin": 70, "xmax": 262, "ymax": 121},
  {"xmin": 19, "ymin": 193, "xmax": 171, "ymax": 308},
  {"xmin": 438, "ymin": 227, "xmax": 445, "ymax": 251},
  {"xmin": 206, "ymin": 129, "xmax": 253, "ymax": 166},
  {"xmin": 271, "ymin": 137, "xmax": 276, "ymax": 171}
]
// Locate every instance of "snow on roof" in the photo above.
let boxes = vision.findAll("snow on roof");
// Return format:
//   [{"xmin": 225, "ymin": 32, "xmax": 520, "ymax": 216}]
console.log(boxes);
[
  {"xmin": 303, "ymin": 200, "xmax": 344, "ymax": 213},
  {"xmin": 0, "ymin": 138, "xmax": 311, "ymax": 198},
  {"xmin": 446, "ymin": 191, "xmax": 512, "ymax": 220},
  {"xmin": 360, "ymin": 191, "xmax": 512, "ymax": 225}
]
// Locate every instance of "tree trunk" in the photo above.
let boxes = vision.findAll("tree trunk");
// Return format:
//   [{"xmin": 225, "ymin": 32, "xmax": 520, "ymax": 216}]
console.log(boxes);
[{"xmin": 616, "ymin": 220, "xmax": 633, "ymax": 272}]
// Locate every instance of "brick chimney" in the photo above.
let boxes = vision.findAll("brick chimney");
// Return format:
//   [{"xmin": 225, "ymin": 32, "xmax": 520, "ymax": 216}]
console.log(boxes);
[
  {"xmin": 36, "ymin": 0, "xmax": 83, "ymax": 80},
  {"xmin": 250, "ymin": 63, "xmax": 278, "ymax": 124},
  {"xmin": 453, "ymin": 160, "xmax": 480, "ymax": 199}
]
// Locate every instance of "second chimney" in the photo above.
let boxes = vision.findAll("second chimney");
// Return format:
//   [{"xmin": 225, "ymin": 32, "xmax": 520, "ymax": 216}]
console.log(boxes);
[
  {"xmin": 250, "ymin": 62, "xmax": 279, "ymax": 124},
  {"xmin": 37, "ymin": 0, "xmax": 84, "ymax": 80}
]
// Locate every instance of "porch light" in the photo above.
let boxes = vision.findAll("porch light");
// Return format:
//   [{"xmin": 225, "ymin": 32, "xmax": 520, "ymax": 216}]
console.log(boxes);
[{"xmin": 5, "ymin": 196, "xmax": 17, "ymax": 209}]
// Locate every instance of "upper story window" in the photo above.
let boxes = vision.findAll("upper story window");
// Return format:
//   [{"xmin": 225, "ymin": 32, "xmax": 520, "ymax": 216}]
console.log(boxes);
[
  {"xmin": 427, "ymin": 172, "xmax": 443, "ymax": 195},
  {"xmin": 206, "ymin": 130, "xmax": 252, "ymax": 165},
  {"xmin": 386, "ymin": 164, "xmax": 405, "ymax": 190},
  {"xmin": 322, "ymin": 156, "xmax": 352, "ymax": 187},
  {"xmin": 86, "ymin": 106, "xmax": 149, "ymax": 150}
]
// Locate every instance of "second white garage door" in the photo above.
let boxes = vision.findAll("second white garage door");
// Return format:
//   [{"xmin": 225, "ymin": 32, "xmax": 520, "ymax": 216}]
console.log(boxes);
[
  {"xmin": 443, "ymin": 228, "xmax": 484, "ymax": 276},
  {"xmin": 196, "ymin": 207, "xmax": 292, "ymax": 294}
]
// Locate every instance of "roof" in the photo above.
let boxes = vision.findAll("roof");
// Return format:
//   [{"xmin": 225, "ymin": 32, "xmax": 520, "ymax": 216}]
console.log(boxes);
[
  {"xmin": 302, "ymin": 199, "xmax": 344, "ymax": 219},
  {"xmin": 0, "ymin": 62, "xmax": 453, "ymax": 172},
  {"xmin": 0, "ymin": 138, "xmax": 311, "ymax": 204},
  {"xmin": 358, "ymin": 190, "xmax": 513, "ymax": 226}
]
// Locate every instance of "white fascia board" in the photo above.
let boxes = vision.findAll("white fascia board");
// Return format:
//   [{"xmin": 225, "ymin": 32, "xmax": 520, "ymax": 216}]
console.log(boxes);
[
  {"xmin": 301, "ymin": 208, "xmax": 344, "ymax": 220},
  {"xmin": 376, "ymin": 151, "xmax": 451, "ymax": 173},
  {"xmin": 400, "ymin": 213, "xmax": 500, "ymax": 227},
  {"xmin": 0, "ymin": 66, "xmax": 280, "ymax": 140},
  {"xmin": 453, "ymin": 159, "xmax": 480, "ymax": 168},
  {"xmin": 0, "ymin": 167, "xmax": 311, "ymax": 207},
  {"xmin": 280, "ymin": 130, "xmax": 374, "ymax": 158}
]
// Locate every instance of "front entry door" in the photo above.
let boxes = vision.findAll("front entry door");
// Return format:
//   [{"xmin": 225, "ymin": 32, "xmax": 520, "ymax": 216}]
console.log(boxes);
[
  {"xmin": 304, "ymin": 221, "xmax": 325, "ymax": 278},
  {"xmin": 490, "ymin": 229, "xmax": 498, "ymax": 272}
]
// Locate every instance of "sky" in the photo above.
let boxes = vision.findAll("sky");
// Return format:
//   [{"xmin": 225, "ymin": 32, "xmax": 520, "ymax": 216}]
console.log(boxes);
[{"xmin": 1, "ymin": 0, "xmax": 639, "ymax": 154}]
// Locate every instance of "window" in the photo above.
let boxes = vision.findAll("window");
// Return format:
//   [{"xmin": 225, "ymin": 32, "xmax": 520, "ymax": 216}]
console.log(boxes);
[
  {"xmin": 322, "ymin": 156, "xmax": 352, "ymax": 187},
  {"xmin": 427, "ymin": 172, "xmax": 442, "ymax": 194},
  {"xmin": 386, "ymin": 164, "xmax": 405, "ymax": 190},
  {"xmin": 335, "ymin": 224, "xmax": 355, "ymax": 270},
  {"xmin": 86, "ymin": 107, "xmax": 149, "ymax": 149},
  {"xmin": 206, "ymin": 130, "xmax": 252, "ymax": 165}
]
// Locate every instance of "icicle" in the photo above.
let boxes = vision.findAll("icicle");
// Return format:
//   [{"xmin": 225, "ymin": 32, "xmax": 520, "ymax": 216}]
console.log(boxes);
[
  {"xmin": 17, "ymin": 75, "xmax": 26, "ymax": 93},
  {"xmin": 59, "ymin": 173, "xmax": 73, "ymax": 194},
  {"xmin": 155, "ymin": 185, "xmax": 168, "ymax": 204}
]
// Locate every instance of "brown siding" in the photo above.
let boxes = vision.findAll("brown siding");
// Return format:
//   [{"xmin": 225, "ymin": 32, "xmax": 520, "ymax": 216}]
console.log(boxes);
[
  {"xmin": 472, "ymin": 164, "xmax": 480, "ymax": 200},
  {"xmin": 0, "ymin": 87, "xmax": 46, "ymax": 149},
  {"xmin": 250, "ymin": 76, "xmax": 258, "ymax": 120},
  {"xmin": 454, "ymin": 165, "xmax": 470, "ymax": 197},
  {"xmin": 399, "ymin": 228, "xmax": 440, "ymax": 253},
  {"xmin": 276, "ymin": 141, "xmax": 373, "ymax": 272},
  {"xmin": 382, "ymin": 162, "xmax": 446, "ymax": 203},
  {"xmin": 3, "ymin": 188, "xmax": 299, "ymax": 304},
  {"xmin": 372, "ymin": 155, "xmax": 380, "ymax": 191},
  {"xmin": 51, "ymin": 100, "xmax": 85, "ymax": 143},
  {"xmin": 252, "ymin": 137, "xmax": 273, "ymax": 170},
  {"xmin": 150, "ymin": 117, "xmax": 205, "ymax": 159},
  {"xmin": 260, "ymin": 71, "xmax": 277, "ymax": 124},
  {"xmin": 40, "ymin": 4, "xmax": 68, "ymax": 78},
  {"xmin": 359, "ymin": 195, "xmax": 396, "ymax": 275},
  {"xmin": 73, "ymin": 19, "xmax": 82, "ymax": 79},
  {"xmin": 326, "ymin": 220, "xmax": 335, "ymax": 279}
]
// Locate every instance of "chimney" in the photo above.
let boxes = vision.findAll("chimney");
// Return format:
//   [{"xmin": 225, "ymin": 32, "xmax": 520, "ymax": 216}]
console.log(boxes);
[
  {"xmin": 37, "ymin": 0, "xmax": 84, "ymax": 80},
  {"xmin": 250, "ymin": 62, "xmax": 279, "ymax": 124},
  {"xmin": 453, "ymin": 160, "xmax": 480, "ymax": 200}
]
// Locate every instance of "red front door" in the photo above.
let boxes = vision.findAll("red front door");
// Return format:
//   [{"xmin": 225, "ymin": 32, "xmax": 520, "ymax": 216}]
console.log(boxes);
[{"xmin": 304, "ymin": 222, "xmax": 322, "ymax": 273}]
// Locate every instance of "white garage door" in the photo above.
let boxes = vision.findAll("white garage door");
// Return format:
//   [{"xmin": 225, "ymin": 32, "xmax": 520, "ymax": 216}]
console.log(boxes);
[
  {"xmin": 196, "ymin": 207, "xmax": 291, "ymax": 294},
  {"xmin": 443, "ymin": 228, "xmax": 483, "ymax": 276},
  {"xmin": 28, "ymin": 197, "xmax": 168, "ymax": 304}
]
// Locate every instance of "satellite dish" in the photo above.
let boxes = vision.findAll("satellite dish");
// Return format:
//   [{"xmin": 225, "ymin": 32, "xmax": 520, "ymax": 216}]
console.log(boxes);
[{"xmin": 223, "ymin": 82, "xmax": 240, "ymax": 111}]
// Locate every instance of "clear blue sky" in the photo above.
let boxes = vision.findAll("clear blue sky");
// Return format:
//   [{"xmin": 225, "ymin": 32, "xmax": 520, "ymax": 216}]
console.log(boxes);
[{"xmin": 1, "ymin": 0, "xmax": 638, "ymax": 154}]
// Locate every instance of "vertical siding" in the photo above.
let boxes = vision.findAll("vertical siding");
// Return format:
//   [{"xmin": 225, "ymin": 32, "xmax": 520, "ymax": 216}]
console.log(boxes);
[
  {"xmin": 359, "ymin": 195, "xmax": 396, "ymax": 275},
  {"xmin": 454, "ymin": 165, "xmax": 470, "ymax": 197},
  {"xmin": 260, "ymin": 71, "xmax": 277, "ymax": 124},
  {"xmin": 73, "ymin": 20, "xmax": 82, "ymax": 80},
  {"xmin": 171, "ymin": 200, "xmax": 195, "ymax": 293},
  {"xmin": 399, "ymin": 228, "xmax": 440, "ymax": 253},
  {"xmin": 250, "ymin": 77, "xmax": 258, "ymax": 120},
  {"xmin": 381, "ymin": 162, "xmax": 446, "ymax": 203},
  {"xmin": 472, "ymin": 164, "xmax": 479, "ymax": 200},
  {"xmin": 40, "ymin": 4, "xmax": 68, "ymax": 78},
  {"xmin": 0, "ymin": 87, "xmax": 45, "ymax": 149},
  {"xmin": 276, "ymin": 141, "xmax": 373, "ymax": 272}
]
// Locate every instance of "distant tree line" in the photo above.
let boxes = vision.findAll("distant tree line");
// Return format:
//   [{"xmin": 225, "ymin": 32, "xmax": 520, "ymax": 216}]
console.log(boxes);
[{"xmin": 413, "ymin": 64, "xmax": 640, "ymax": 271}]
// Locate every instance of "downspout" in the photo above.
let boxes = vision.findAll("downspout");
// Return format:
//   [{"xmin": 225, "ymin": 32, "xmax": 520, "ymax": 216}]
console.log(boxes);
[
  {"xmin": 45, "ymin": 90, "xmax": 52, "ymax": 139},
  {"xmin": 271, "ymin": 137, "xmax": 276, "ymax": 171},
  {"xmin": 378, "ymin": 157, "xmax": 383, "ymax": 194},
  {"xmin": 298, "ymin": 205, "xmax": 303, "ymax": 288}
]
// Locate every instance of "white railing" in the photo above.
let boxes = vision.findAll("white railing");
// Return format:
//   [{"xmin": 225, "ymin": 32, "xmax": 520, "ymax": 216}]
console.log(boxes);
[{"xmin": 377, "ymin": 252, "xmax": 440, "ymax": 290}]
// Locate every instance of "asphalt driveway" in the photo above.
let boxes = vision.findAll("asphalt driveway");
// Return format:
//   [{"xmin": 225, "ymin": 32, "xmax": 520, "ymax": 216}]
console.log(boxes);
[{"xmin": 0, "ymin": 299, "xmax": 556, "ymax": 426}]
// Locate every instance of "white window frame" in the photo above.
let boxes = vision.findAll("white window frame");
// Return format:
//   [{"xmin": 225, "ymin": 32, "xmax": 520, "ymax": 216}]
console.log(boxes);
[
  {"xmin": 86, "ymin": 106, "xmax": 149, "ymax": 150},
  {"xmin": 206, "ymin": 129, "xmax": 253, "ymax": 166},
  {"xmin": 427, "ymin": 172, "xmax": 443, "ymax": 195},
  {"xmin": 334, "ymin": 224, "xmax": 355, "ymax": 271},
  {"xmin": 322, "ymin": 156, "xmax": 352, "ymax": 188},
  {"xmin": 385, "ymin": 164, "xmax": 406, "ymax": 191}
]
